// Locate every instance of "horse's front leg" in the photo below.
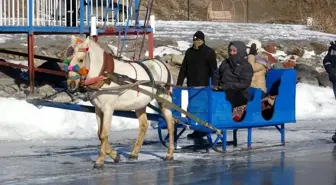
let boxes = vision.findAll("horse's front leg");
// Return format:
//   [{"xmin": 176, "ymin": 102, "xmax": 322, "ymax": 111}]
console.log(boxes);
[
  {"xmin": 130, "ymin": 107, "xmax": 149, "ymax": 160},
  {"xmin": 159, "ymin": 102, "xmax": 175, "ymax": 161},
  {"xmin": 94, "ymin": 107, "xmax": 120, "ymax": 169},
  {"xmin": 94, "ymin": 108, "xmax": 105, "ymax": 168}
]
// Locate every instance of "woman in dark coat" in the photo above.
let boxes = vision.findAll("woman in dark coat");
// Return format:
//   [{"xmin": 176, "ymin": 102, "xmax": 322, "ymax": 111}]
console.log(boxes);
[{"xmin": 214, "ymin": 41, "xmax": 253, "ymax": 121}]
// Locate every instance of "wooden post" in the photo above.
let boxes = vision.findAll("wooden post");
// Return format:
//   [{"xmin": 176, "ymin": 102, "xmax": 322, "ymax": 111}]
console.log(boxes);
[
  {"xmin": 187, "ymin": 0, "xmax": 190, "ymax": 21},
  {"xmin": 148, "ymin": 32, "xmax": 154, "ymax": 59},
  {"xmin": 28, "ymin": 33, "xmax": 35, "ymax": 93},
  {"xmin": 91, "ymin": 16, "xmax": 98, "ymax": 42},
  {"xmin": 246, "ymin": 0, "xmax": 249, "ymax": 23}
]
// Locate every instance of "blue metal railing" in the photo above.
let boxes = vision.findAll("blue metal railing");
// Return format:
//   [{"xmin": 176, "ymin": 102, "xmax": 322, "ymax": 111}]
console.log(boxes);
[{"xmin": 0, "ymin": 0, "xmax": 151, "ymax": 34}]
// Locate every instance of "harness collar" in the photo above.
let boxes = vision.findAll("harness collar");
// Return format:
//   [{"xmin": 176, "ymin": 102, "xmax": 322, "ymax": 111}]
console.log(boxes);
[{"xmin": 64, "ymin": 46, "xmax": 115, "ymax": 88}]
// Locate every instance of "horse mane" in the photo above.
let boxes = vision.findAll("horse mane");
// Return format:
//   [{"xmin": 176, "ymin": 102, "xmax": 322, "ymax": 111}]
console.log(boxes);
[{"xmin": 85, "ymin": 38, "xmax": 166, "ymax": 67}]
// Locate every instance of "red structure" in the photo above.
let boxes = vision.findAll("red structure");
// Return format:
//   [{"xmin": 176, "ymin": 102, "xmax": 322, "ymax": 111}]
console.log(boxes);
[{"xmin": 0, "ymin": 0, "xmax": 155, "ymax": 92}]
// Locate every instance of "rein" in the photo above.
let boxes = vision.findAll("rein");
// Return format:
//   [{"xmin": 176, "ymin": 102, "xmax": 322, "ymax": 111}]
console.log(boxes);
[
  {"xmin": 63, "ymin": 41, "xmax": 172, "ymax": 97},
  {"xmin": 64, "ymin": 42, "xmax": 158, "ymax": 95},
  {"xmin": 60, "ymin": 38, "xmax": 222, "ymax": 134},
  {"xmin": 88, "ymin": 72, "xmax": 222, "ymax": 135}
]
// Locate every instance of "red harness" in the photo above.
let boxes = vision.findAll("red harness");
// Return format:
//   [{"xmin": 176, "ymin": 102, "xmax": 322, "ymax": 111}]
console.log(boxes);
[{"xmin": 77, "ymin": 48, "xmax": 115, "ymax": 88}]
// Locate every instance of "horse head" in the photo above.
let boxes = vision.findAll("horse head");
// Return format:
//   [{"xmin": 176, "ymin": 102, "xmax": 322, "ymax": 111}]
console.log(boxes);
[{"xmin": 64, "ymin": 36, "xmax": 97, "ymax": 92}]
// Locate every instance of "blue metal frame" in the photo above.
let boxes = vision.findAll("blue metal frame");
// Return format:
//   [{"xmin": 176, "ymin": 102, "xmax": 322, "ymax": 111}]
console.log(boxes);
[
  {"xmin": 0, "ymin": 26, "xmax": 152, "ymax": 34},
  {"xmin": 28, "ymin": 0, "xmax": 33, "ymax": 34},
  {"xmin": 0, "ymin": 0, "xmax": 152, "ymax": 35},
  {"xmin": 120, "ymin": 0, "xmax": 134, "ymax": 54},
  {"xmin": 134, "ymin": 0, "xmax": 140, "ymax": 27}
]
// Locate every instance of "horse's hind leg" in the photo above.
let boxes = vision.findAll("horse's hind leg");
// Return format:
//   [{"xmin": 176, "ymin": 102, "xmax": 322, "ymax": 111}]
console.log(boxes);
[
  {"xmin": 94, "ymin": 108, "xmax": 120, "ymax": 168},
  {"xmin": 130, "ymin": 107, "xmax": 149, "ymax": 160}
]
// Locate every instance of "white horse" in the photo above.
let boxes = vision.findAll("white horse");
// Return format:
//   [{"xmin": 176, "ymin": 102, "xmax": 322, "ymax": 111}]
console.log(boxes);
[{"xmin": 66, "ymin": 36, "xmax": 175, "ymax": 168}]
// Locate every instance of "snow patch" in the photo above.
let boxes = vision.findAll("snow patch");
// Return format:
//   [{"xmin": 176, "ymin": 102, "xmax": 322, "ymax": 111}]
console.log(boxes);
[
  {"xmin": 296, "ymin": 83, "xmax": 336, "ymax": 120},
  {"xmin": 302, "ymin": 50, "xmax": 316, "ymax": 59},
  {"xmin": 0, "ymin": 83, "xmax": 336, "ymax": 141},
  {"xmin": 176, "ymin": 41, "xmax": 191, "ymax": 51},
  {"xmin": 145, "ymin": 46, "xmax": 182, "ymax": 57}
]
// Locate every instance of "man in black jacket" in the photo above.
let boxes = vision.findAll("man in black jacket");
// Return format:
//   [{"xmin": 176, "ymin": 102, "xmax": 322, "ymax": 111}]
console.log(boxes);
[
  {"xmin": 323, "ymin": 41, "xmax": 336, "ymax": 99},
  {"xmin": 177, "ymin": 31, "xmax": 217, "ymax": 87},
  {"xmin": 176, "ymin": 31, "xmax": 217, "ymax": 139},
  {"xmin": 323, "ymin": 41, "xmax": 336, "ymax": 143}
]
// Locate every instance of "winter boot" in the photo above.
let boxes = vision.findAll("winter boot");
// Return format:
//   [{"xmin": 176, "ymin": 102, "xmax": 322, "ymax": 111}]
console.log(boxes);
[{"xmin": 187, "ymin": 131, "xmax": 206, "ymax": 139}]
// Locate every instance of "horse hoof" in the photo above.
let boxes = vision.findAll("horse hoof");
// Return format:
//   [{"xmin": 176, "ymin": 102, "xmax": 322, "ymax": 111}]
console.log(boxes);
[
  {"xmin": 164, "ymin": 156, "xmax": 174, "ymax": 161},
  {"xmin": 129, "ymin": 155, "xmax": 138, "ymax": 160},
  {"xmin": 113, "ymin": 154, "xmax": 121, "ymax": 163},
  {"xmin": 93, "ymin": 163, "xmax": 104, "ymax": 169}
]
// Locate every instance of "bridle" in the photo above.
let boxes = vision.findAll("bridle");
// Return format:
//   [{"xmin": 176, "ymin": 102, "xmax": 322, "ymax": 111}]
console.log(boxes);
[
  {"xmin": 63, "ymin": 46, "xmax": 90, "ymax": 82},
  {"xmin": 63, "ymin": 43, "xmax": 111, "ymax": 88}
]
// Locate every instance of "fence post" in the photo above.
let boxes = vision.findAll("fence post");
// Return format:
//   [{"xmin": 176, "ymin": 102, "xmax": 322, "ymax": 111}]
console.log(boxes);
[
  {"xmin": 187, "ymin": 0, "xmax": 190, "ymax": 20},
  {"xmin": 28, "ymin": 0, "xmax": 35, "ymax": 93},
  {"xmin": 246, "ymin": 0, "xmax": 249, "ymax": 23},
  {"xmin": 150, "ymin": 15, "xmax": 155, "ymax": 33},
  {"xmin": 80, "ymin": 0, "xmax": 84, "ymax": 33},
  {"xmin": 148, "ymin": 32, "xmax": 154, "ymax": 59},
  {"xmin": 0, "ymin": 0, "xmax": 2, "ymax": 26},
  {"xmin": 91, "ymin": 16, "xmax": 98, "ymax": 42},
  {"xmin": 135, "ymin": 0, "xmax": 140, "ymax": 26},
  {"xmin": 28, "ymin": 33, "xmax": 35, "ymax": 93}
]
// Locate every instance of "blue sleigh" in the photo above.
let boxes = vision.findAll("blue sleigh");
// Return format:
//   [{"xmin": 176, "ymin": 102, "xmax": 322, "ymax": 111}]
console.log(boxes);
[
  {"xmin": 24, "ymin": 68, "xmax": 296, "ymax": 153},
  {"xmin": 157, "ymin": 68, "xmax": 297, "ymax": 152}
]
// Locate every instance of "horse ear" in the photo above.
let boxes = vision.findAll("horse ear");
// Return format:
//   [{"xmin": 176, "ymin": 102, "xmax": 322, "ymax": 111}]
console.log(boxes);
[
  {"xmin": 84, "ymin": 36, "xmax": 91, "ymax": 44},
  {"xmin": 71, "ymin": 35, "xmax": 77, "ymax": 45},
  {"xmin": 81, "ymin": 36, "xmax": 90, "ymax": 48}
]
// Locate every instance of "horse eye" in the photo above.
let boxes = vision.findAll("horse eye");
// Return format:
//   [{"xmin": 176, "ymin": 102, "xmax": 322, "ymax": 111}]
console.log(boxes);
[
  {"xmin": 66, "ymin": 47, "xmax": 74, "ymax": 57},
  {"xmin": 79, "ymin": 59, "xmax": 83, "ymax": 63}
]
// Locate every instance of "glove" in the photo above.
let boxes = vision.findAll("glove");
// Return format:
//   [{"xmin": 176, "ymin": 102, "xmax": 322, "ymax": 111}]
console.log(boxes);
[{"xmin": 249, "ymin": 43, "xmax": 257, "ymax": 56}]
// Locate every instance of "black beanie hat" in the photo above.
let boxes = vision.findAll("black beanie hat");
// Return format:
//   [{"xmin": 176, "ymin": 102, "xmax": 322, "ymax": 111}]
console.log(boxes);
[{"xmin": 193, "ymin": 31, "xmax": 205, "ymax": 41}]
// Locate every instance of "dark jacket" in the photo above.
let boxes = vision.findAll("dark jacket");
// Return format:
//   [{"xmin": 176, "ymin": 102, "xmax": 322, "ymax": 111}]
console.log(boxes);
[
  {"xmin": 323, "ymin": 47, "xmax": 336, "ymax": 82},
  {"xmin": 213, "ymin": 41, "xmax": 253, "ymax": 107},
  {"xmin": 176, "ymin": 44, "xmax": 217, "ymax": 87}
]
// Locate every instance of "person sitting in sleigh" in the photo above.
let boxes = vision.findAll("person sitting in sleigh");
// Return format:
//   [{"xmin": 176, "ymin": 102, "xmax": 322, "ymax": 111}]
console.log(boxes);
[{"xmin": 213, "ymin": 41, "xmax": 253, "ymax": 122}]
